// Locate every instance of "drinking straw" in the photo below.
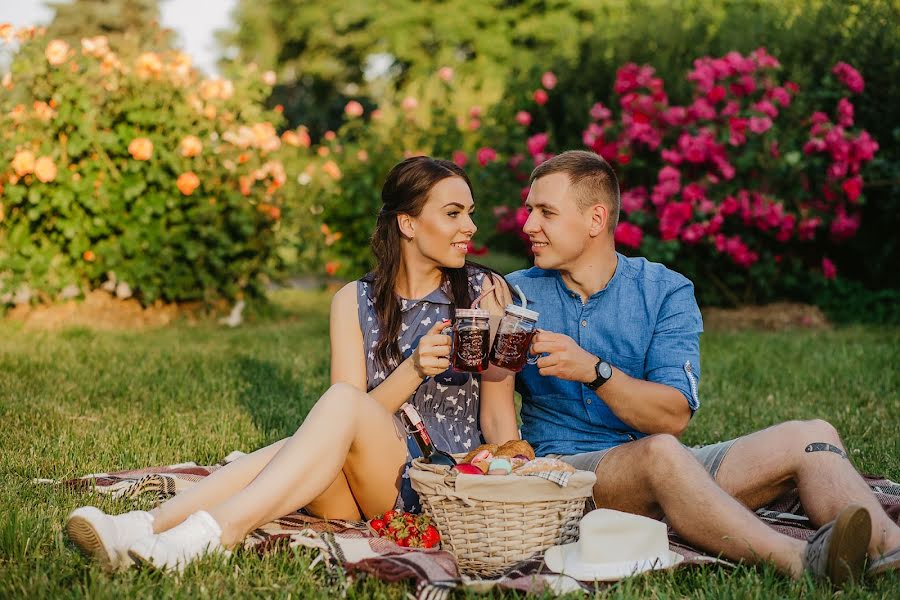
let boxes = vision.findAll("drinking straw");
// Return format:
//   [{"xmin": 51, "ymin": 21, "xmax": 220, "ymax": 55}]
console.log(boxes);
[
  {"xmin": 471, "ymin": 284, "xmax": 496, "ymax": 309},
  {"xmin": 514, "ymin": 284, "xmax": 527, "ymax": 309}
]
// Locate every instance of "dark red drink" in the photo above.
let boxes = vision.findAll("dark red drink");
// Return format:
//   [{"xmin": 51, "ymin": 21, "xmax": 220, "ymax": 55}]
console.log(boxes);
[
  {"xmin": 489, "ymin": 329, "xmax": 536, "ymax": 372},
  {"xmin": 452, "ymin": 326, "xmax": 490, "ymax": 372}
]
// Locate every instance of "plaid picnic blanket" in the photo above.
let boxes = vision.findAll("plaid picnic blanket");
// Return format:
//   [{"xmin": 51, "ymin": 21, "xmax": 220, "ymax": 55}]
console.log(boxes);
[{"xmin": 52, "ymin": 452, "xmax": 900, "ymax": 598}]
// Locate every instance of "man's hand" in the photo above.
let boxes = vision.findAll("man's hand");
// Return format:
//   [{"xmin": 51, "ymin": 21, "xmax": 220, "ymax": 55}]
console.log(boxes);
[
  {"xmin": 530, "ymin": 330, "xmax": 597, "ymax": 383},
  {"xmin": 411, "ymin": 319, "xmax": 452, "ymax": 378}
]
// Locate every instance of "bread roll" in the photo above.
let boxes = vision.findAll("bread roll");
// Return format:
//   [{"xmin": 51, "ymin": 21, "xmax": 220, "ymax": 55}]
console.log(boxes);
[{"xmin": 495, "ymin": 440, "xmax": 535, "ymax": 461}]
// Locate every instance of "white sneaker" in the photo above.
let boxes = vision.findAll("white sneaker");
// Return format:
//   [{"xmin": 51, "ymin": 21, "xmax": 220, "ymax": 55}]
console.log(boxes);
[
  {"xmin": 66, "ymin": 506, "xmax": 155, "ymax": 571},
  {"xmin": 127, "ymin": 510, "xmax": 229, "ymax": 572}
]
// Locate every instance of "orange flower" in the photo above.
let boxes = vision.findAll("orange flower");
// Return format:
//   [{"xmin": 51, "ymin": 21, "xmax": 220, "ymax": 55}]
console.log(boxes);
[
  {"xmin": 2, "ymin": 73, "xmax": 11, "ymax": 90},
  {"xmin": 0, "ymin": 201, "xmax": 4, "ymax": 223},
  {"xmin": 262, "ymin": 70, "xmax": 277, "ymax": 86},
  {"xmin": 325, "ymin": 261, "xmax": 340, "ymax": 276},
  {"xmin": 344, "ymin": 100, "xmax": 364, "ymax": 118},
  {"xmin": 281, "ymin": 130, "xmax": 300, "ymax": 146},
  {"xmin": 239, "ymin": 175, "xmax": 253, "ymax": 196},
  {"xmin": 0, "ymin": 23, "xmax": 14, "ymax": 42},
  {"xmin": 297, "ymin": 127, "xmax": 311, "ymax": 148},
  {"xmin": 12, "ymin": 150, "xmax": 35, "ymax": 176},
  {"xmin": 322, "ymin": 160, "xmax": 342, "ymax": 181},
  {"xmin": 176, "ymin": 171, "xmax": 200, "ymax": 196},
  {"xmin": 357, "ymin": 149, "xmax": 369, "ymax": 162},
  {"xmin": 317, "ymin": 146, "xmax": 330, "ymax": 157},
  {"xmin": 135, "ymin": 52, "xmax": 163, "ymax": 79},
  {"xmin": 83, "ymin": 250, "xmax": 96, "ymax": 262},
  {"xmin": 179, "ymin": 135, "xmax": 203, "ymax": 157},
  {"xmin": 323, "ymin": 130, "xmax": 336, "ymax": 141},
  {"xmin": 80, "ymin": 35, "xmax": 109, "ymax": 58},
  {"xmin": 34, "ymin": 156, "xmax": 57, "ymax": 183},
  {"xmin": 45, "ymin": 39, "xmax": 69, "ymax": 66},
  {"xmin": 33, "ymin": 101, "xmax": 55, "ymax": 121},
  {"xmin": 128, "ymin": 137, "xmax": 153, "ymax": 161}
]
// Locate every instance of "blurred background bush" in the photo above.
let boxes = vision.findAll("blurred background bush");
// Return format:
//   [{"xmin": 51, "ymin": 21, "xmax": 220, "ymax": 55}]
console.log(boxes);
[{"xmin": 1, "ymin": 0, "xmax": 897, "ymax": 321}]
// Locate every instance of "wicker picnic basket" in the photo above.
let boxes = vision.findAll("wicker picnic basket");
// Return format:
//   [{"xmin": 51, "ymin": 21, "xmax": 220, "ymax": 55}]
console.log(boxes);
[{"xmin": 408, "ymin": 456, "xmax": 596, "ymax": 577}]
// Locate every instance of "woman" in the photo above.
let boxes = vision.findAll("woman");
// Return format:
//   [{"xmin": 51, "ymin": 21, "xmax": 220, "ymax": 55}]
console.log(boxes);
[{"xmin": 66, "ymin": 156, "xmax": 518, "ymax": 572}]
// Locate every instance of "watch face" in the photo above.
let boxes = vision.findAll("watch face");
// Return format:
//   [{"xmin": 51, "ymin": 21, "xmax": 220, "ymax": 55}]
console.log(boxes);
[{"xmin": 598, "ymin": 361, "xmax": 613, "ymax": 379}]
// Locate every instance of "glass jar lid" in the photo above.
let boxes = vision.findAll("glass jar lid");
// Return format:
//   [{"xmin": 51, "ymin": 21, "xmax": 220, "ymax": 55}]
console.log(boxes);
[
  {"xmin": 503, "ymin": 304, "xmax": 539, "ymax": 321},
  {"xmin": 455, "ymin": 308, "xmax": 491, "ymax": 319}
]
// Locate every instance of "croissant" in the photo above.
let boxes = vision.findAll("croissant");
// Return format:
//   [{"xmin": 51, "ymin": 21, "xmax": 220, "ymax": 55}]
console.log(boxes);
[{"xmin": 495, "ymin": 439, "xmax": 536, "ymax": 461}]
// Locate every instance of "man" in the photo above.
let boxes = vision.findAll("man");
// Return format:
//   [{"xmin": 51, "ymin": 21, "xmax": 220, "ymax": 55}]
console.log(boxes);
[{"xmin": 506, "ymin": 150, "xmax": 899, "ymax": 586}]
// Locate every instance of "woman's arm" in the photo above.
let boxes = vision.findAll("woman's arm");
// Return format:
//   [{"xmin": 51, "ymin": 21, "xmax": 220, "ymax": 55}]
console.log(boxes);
[
  {"xmin": 329, "ymin": 282, "xmax": 442, "ymax": 414},
  {"xmin": 477, "ymin": 273, "xmax": 519, "ymax": 443}
]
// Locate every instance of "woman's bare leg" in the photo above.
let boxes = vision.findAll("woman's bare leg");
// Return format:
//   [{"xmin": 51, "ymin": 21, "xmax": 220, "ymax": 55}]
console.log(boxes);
[
  {"xmin": 205, "ymin": 383, "xmax": 408, "ymax": 546},
  {"xmin": 149, "ymin": 439, "xmax": 288, "ymax": 533}
]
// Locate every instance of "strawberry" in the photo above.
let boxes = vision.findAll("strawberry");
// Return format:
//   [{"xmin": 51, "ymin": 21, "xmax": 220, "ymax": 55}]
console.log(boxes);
[
  {"xmin": 421, "ymin": 524, "xmax": 441, "ymax": 548},
  {"xmin": 368, "ymin": 518, "xmax": 386, "ymax": 533}
]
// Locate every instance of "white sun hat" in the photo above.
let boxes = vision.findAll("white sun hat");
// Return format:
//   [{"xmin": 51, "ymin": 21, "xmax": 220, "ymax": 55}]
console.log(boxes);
[{"xmin": 544, "ymin": 509, "xmax": 684, "ymax": 581}]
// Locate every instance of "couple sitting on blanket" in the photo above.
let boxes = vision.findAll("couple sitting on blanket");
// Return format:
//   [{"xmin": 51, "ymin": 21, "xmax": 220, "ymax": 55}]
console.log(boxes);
[{"xmin": 67, "ymin": 151, "xmax": 899, "ymax": 585}]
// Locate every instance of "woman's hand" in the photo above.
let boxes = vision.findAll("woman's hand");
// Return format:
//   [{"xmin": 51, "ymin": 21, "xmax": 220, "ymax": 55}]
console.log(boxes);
[{"xmin": 411, "ymin": 319, "xmax": 452, "ymax": 378}]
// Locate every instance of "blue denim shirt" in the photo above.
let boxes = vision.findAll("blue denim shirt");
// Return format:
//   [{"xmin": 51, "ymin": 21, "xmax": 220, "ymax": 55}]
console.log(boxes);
[{"xmin": 507, "ymin": 253, "xmax": 703, "ymax": 456}]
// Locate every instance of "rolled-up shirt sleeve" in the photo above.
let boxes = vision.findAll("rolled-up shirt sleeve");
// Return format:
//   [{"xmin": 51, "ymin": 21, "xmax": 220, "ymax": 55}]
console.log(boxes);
[{"xmin": 644, "ymin": 278, "xmax": 703, "ymax": 412}]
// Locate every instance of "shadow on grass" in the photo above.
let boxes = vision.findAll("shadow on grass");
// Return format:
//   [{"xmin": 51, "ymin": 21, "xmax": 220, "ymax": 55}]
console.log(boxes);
[{"xmin": 232, "ymin": 356, "xmax": 321, "ymax": 441}]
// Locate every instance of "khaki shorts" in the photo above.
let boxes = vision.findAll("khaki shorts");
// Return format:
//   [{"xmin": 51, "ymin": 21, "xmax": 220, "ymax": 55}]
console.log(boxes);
[{"xmin": 554, "ymin": 438, "xmax": 737, "ymax": 479}]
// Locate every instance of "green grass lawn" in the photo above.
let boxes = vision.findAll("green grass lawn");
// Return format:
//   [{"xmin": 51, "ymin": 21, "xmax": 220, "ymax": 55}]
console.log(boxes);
[{"xmin": 1, "ymin": 289, "xmax": 898, "ymax": 598}]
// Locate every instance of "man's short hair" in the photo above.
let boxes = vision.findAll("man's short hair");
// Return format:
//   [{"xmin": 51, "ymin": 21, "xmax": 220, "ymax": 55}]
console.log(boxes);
[{"xmin": 529, "ymin": 150, "xmax": 620, "ymax": 230}]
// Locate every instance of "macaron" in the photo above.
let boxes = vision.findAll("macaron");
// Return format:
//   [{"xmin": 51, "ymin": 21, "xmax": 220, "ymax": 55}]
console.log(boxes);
[{"xmin": 487, "ymin": 458, "xmax": 512, "ymax": 475}]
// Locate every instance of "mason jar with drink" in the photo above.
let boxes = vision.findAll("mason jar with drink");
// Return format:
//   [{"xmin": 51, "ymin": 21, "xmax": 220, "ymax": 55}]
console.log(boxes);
[{"xmin": 489, "ymin": 304, "xmax": 540, "ymax": 372}]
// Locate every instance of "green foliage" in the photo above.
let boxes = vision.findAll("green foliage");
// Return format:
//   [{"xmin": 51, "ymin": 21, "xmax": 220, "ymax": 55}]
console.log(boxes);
[
  {"xmin": 44, "ymin": 0, "xmax": 170, "ymax": 51},
  {"xmin": 0, "ymin": 28, "xmax": 291, "ymax": 305}
]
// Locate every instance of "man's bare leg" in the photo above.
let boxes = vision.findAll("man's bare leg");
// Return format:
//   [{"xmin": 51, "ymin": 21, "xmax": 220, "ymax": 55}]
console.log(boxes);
[
  {"xmin": 713, "ymin": 419, "xmax": 900, "ymax": 558},
  {"xmin": 593, "ymin": 434, "xmax": 808, "ymax": 576}
]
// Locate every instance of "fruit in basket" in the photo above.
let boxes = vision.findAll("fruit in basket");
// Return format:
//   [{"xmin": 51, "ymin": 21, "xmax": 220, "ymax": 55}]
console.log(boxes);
[
  {"xmin": 452, "ymin": 463, "xmax": 484, "ymax": 475},
  {"xmin": 368, "ymin": 510, "xmax": 442, "ymax": 548}
]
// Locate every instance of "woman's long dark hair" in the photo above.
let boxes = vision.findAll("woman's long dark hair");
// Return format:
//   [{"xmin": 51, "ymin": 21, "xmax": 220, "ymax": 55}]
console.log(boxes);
[{"xmin": 365, "ymin": 156, "xmax": 502, "ymax": 368}]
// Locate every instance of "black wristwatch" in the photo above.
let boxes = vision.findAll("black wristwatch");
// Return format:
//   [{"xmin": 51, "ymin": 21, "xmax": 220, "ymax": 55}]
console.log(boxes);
[{"xmin": 585, "ymin": 357, "xmax": 613, "ymax": 390}]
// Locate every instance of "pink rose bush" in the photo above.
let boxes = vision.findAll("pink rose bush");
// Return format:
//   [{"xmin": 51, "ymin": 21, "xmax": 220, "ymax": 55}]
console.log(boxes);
[{"xmin": 491, "ymin": 49, "xmax": 877, "ymax": 288}]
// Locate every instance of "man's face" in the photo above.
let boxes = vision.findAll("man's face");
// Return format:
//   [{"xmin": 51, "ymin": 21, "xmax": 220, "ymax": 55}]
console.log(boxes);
[{"xmin": 522, "ymin": 173, "xmax": 594, "ymax": 271}]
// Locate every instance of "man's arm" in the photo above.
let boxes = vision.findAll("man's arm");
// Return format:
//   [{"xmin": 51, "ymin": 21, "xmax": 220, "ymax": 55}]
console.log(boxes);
[
  {"xmin": 529, "ymin": 279, "xmax": 702, "ymax": 436},
  {"xmin": 530, "ymin": 333, "xmax": 691, "ymax": 435}
]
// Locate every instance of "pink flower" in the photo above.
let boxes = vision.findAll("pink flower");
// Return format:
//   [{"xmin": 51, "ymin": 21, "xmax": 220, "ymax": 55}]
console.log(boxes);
[
  {"xmin": 659, "ymin": 202, "xmax": 693, "ymax": 240},
  {"xmin": 621, "ymin": 187, "xmax": 647, "ymax": 214},
  {"xmin": 468, "ymin": 118, "xmax": 481, "ymax": 131},
  {"xmin": 706, "ymin": 85, "xmax": 726, "ymax": 103},
  {"xmin": 687, "ymin": 98, "xmax": 717, "ymax": 121},
  {"xmin": 798, "ymin": 217, "xmax": 821, "ymax": 241},
  {"xmin": 476, "ymin": 147, "xmax": 498, "ymax": 167},
  {"xmin": 728, "ymin": 117, "xmax": 748, "ymax": 146},
  {"xmin": 533, "ymin": 89, "xmax": 549, "ymax": 105},
  {"xmin": 469, "ymin": 105, "xmax": 482, "ymax": 118},
  {"xmin": 614, "ymin": 222, "xmax": 643, "ymax": 248},
  {"xmin": 682, "ymin": 183, "xmax": 706, "ymax": 203},
  {"xmin": 749, "ymin": 116, "xmax": 773, "ymax": 134},
  {"xmin": 589, "ymin": 102, "xmax": 611, "ymax": 120},
  {"xmin": 467, "ymin": 241, "xmax": 489, "ymax": 256},
  {"xmin": 526, "ymin": 133, "xmax": 549, "ymax": 157},
  {"xmin": 541, "ymin": 71, "xmax": 557, "ymax": 90},
  {"xmin": 515, "ymin": 110, "xmax": 532, "ymax": 127},
  {"xmin": 829, "ymin": 209, "xmax": 860, "ymax": 241},
  {"xmin": 452, "ymin": 151, "xmax": 468, "ymax": 167},
  {"xmin": 822, "ymin": 257, "xmax": 837, "ymax": 279},
  {"xmin": 438, "ymin": 66, "xmax": 454, "ymax": 81},
  {"xmin": 853, "ymin": 131, "xmax": 879, "ymax": 161},
  {"xmin": 832, "ymin": 62, "xmax": 864, "ymax": 94},
  {"xmin": 661, "ymin": 148, "xmax": 683, "ymax": 165},
  {"xmin": 753, "ymin": 100, "xmax": 778, "ymax": 118},
  {"xmin": 841, "ymin": 176, "xmax": 863, "ymax": 202},
  {"xmin": 837, "ymin": 98, "xmax": 854, "ymax": 127},
  {"xmin": 770, "ymin": 86, "xmax": 792, "ymax": 107},
  {"xmin": 344, "ymin": 100, "xmax": 364, "ymax": 118},
  {"xmin": 660, "ymin": 106, "xmax": 687, "ymax": 126},
  {"xmin": 401, "ymin": 96, "xmax": 418, "ymax": 111},
  {"xmin": 680, "ymin": 223, "xmax": 706, "ymax": 245}
]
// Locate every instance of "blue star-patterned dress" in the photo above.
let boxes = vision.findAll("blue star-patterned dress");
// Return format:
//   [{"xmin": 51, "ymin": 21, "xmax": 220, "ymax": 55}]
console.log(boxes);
[{"xmin": 356, "ymin": 269, "xmax": 489, "ymax": 512}]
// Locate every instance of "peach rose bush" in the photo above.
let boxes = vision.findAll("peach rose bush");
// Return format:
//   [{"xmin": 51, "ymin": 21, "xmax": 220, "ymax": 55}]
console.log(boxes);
[{"xmin": 0, "ymin": 26, "xmax": 296, "ymax": 306}]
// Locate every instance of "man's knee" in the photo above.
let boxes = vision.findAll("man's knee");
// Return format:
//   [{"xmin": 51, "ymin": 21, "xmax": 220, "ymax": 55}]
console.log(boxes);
[
  {"xmin": 637, "ymin": 433, "xmax": 694, "ymax": 474},
  {"xmin": 778, "ymin": 419, "xmax": 842, "ymax": 446}
]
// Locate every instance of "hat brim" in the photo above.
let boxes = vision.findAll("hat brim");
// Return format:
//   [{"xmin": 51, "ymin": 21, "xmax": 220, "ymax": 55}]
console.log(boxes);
[{"xmin": 545, "ymin": 542, "xmax": 684, "ymax": 582}]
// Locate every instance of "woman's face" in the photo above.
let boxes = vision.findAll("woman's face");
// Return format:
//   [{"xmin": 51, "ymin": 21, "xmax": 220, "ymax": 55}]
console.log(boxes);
[{"xmin": 406, "ymin": 176, "xmax": 477, "ymax": 268}]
